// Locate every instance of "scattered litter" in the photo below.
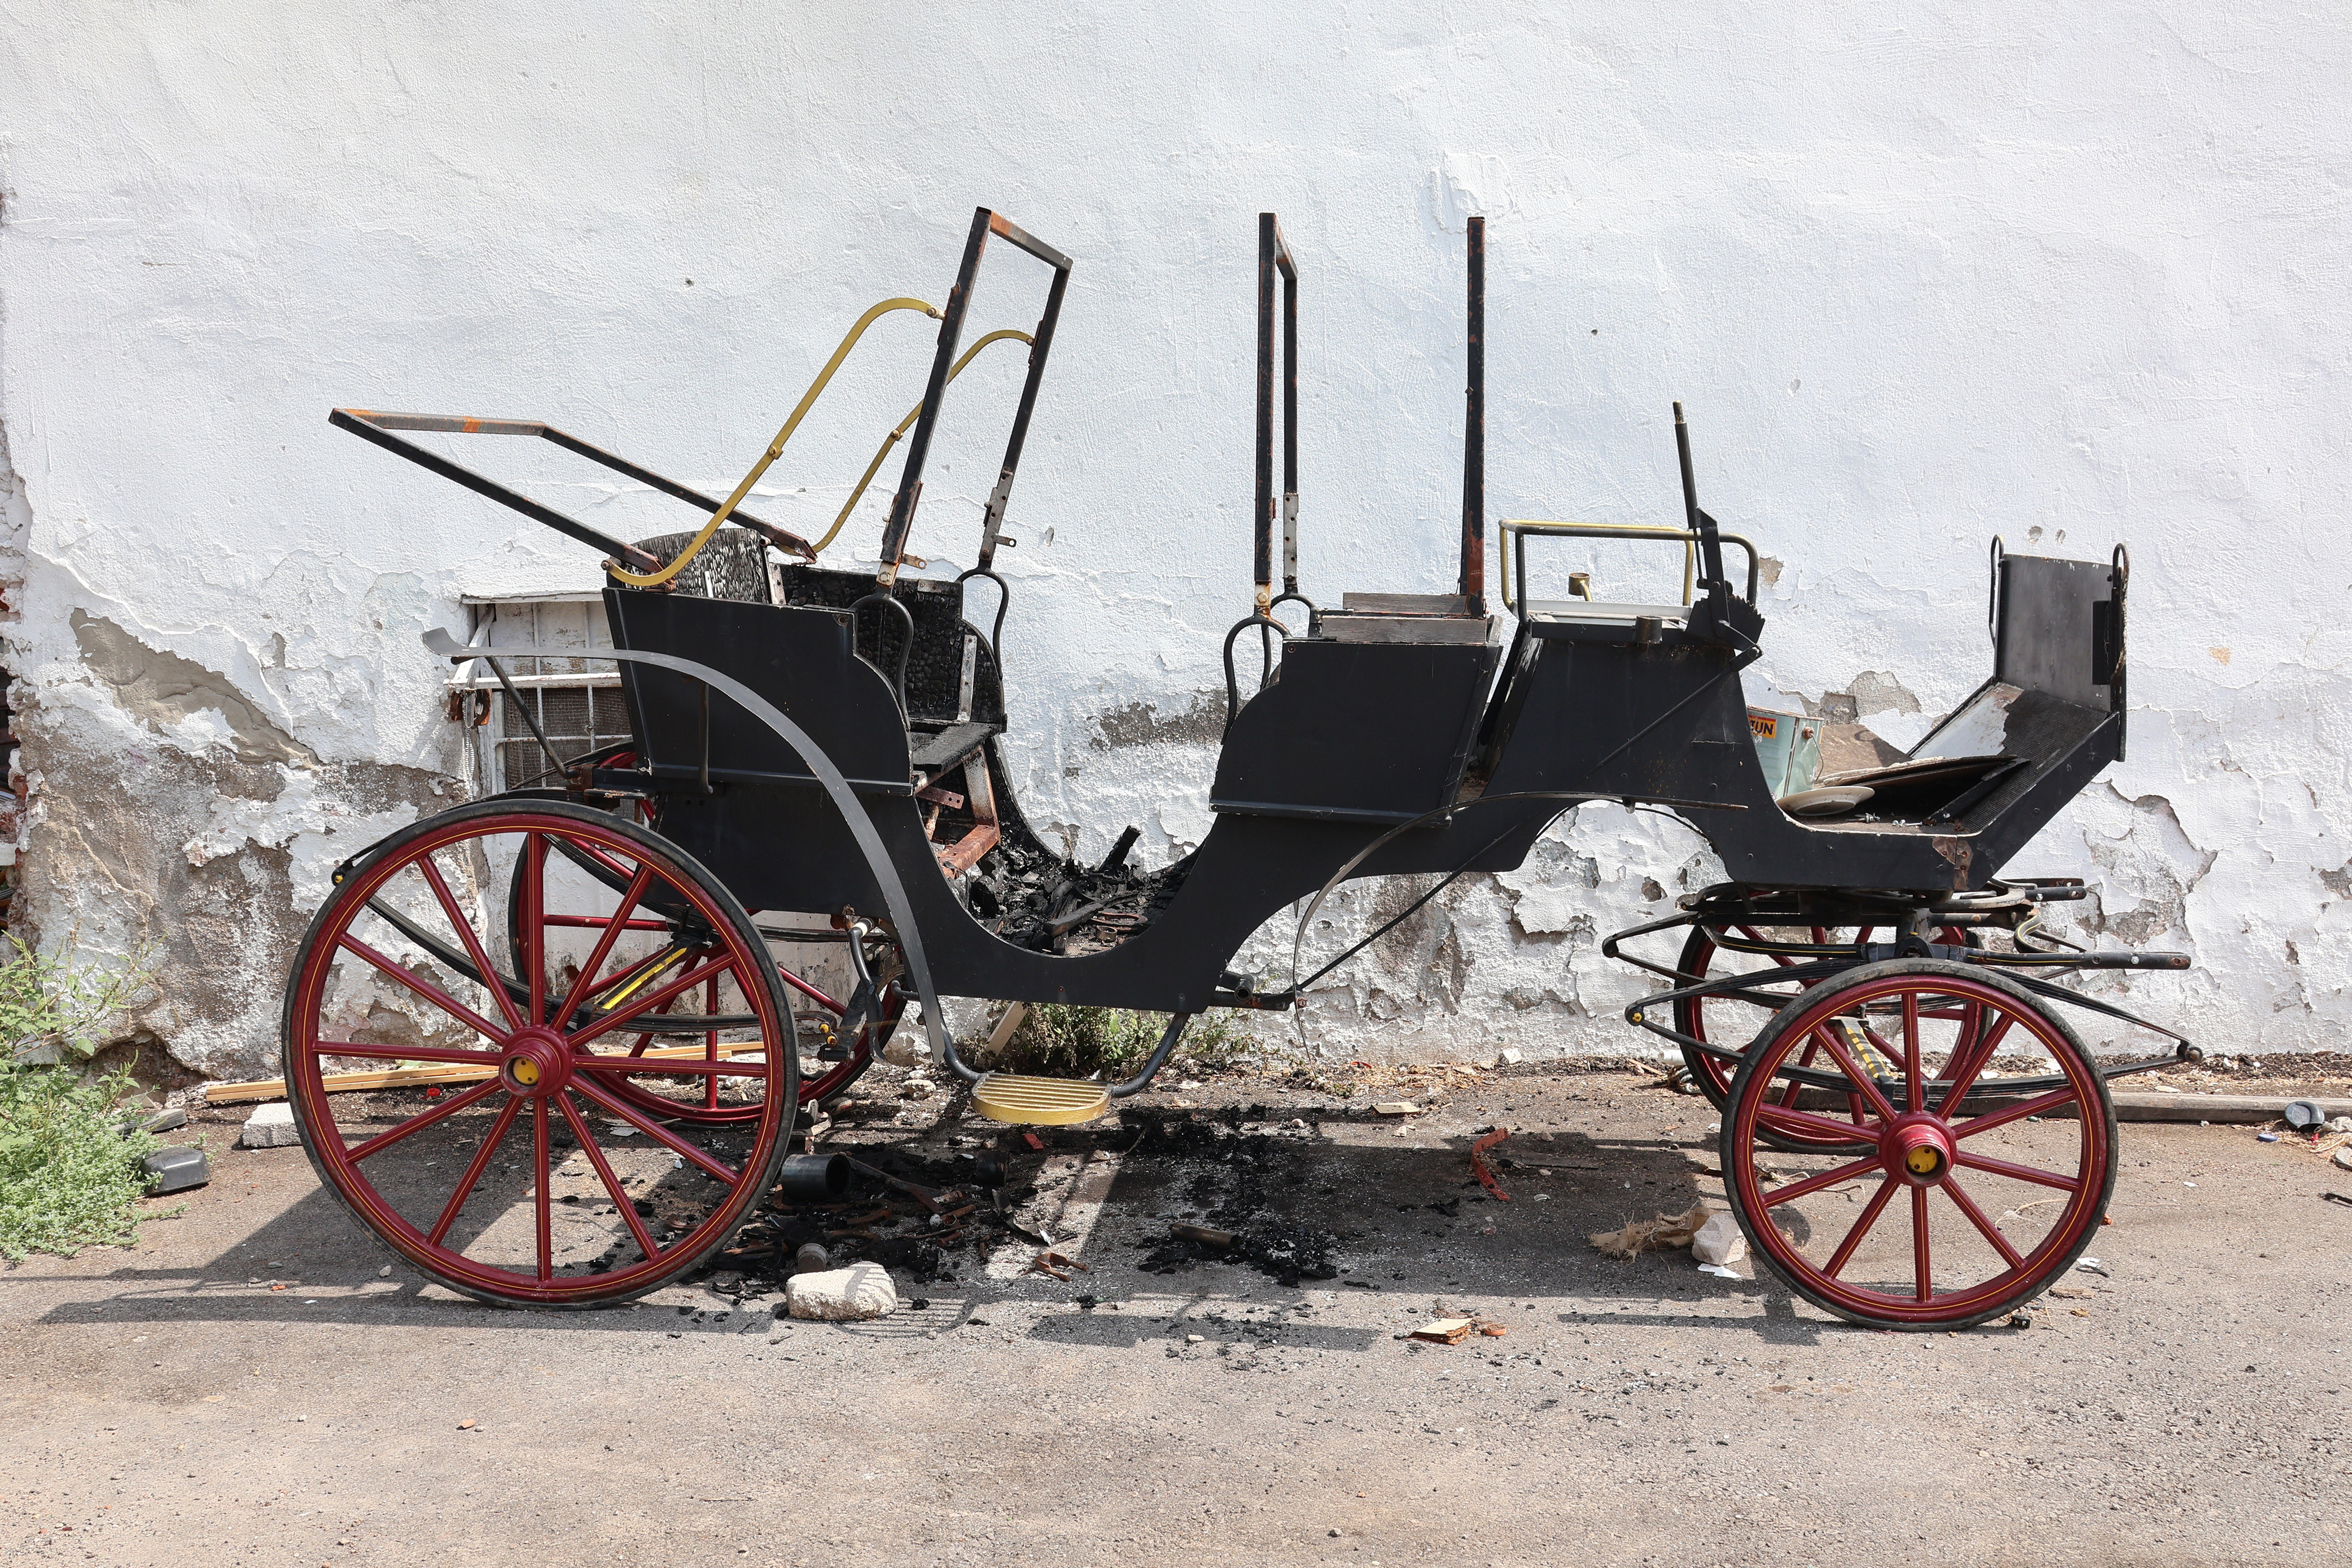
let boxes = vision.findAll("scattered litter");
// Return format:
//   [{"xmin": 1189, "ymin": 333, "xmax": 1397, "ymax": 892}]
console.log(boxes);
[
  {"xmin": 456, "ymin": 1418, "xmax": 476, "ymax": 1430},
  {"xmin": 2332, "ymin": 1117, "xmax": 2352, "ymax": 1136},
  {"xmin": 2047, "ymin": 1285, "xmax": 2095, "ymax": 1300},
  {"xmin": 143, "ymin": 1146, "xmax": 211, "ymax": 1193},
  {"xmin": 1589, "ymin": 1203, "xmax": 1710, "ymax": 1260},
  {"xmin": 2257, "ymin": 1132, "xmax": 2280, "ymax": 1142},
  {"xmin": 1470, "ymin": 1128, "xmax": 1512, "ymax": 1202},
  {"xmin": 1479, "ymin": 1323, "xmax": 1508, "ymax": 1338},
  {"xmin": 1409, "ymin": 1317, "xmax": 1477, "ymax": 1345},
  {"xmin": 1696, "ymin": 1263, "xmax": 1741, "ymax": 1280},
  {"xmin": 1496, "ymin": 1049, "xmax": 1523, "ymax": 1067},
  {"xmin": 1026, "ymin": 1249, "xmax": 1090, "ymax": 1281},
  {"xmin": 2075, "ymin": 1257, "xmax": 2108, "ymax": 1276},
  {"xmin": 2335, "ymin": 1147, "xmax": 2352, "ymax": 1172},
  {"xmin": 785, "ymin": 1262, "xmax": 898, "ymax": 1321},
  {"xmin": 2323, "ymin": 1192, "xmax": 2352, "ymax": 1208},
  {"xmin": 2283, "ymin": 1100, "xmax": 2328, "ymax": 1132},
  {"xmin": 1691, "ymin": 1211, "xmax": 1748, "ymax": 1268},
  {"xmin": 1374, "ymin": 1102, "xmax": 1420, "ymax": 1117},
  {"xmin": 238, "ymin": 1102, "xmax": 301, "ymax": 1149},
  {"xmin": 1170, "ymin": 1223, "xmax": 1237, "ymax": 1250},
  {"xmin": 793, "ymin": 1243, "xmax": 830, "ymax": 1275}
]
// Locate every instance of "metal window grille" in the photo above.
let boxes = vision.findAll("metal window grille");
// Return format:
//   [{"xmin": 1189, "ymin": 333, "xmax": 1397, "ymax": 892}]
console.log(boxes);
[
  {"xmin": 496, "ymin": 685, "xmax": 633, "ymax": 790},
  {"xmin": 450, "ymin": 596, "xmax": 625, "ymax": 796}
]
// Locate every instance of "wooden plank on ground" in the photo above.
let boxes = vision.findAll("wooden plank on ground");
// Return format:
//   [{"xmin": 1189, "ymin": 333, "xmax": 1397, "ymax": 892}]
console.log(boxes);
[{"xmin": 199, "ymin": 1040, "xmax": 770, "ymax": 1105}]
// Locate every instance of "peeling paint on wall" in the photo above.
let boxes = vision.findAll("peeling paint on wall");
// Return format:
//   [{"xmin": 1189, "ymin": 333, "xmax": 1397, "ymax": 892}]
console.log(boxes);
[{"xmin": 2, "ymin": 5, "xmax": 2345, "ymax": 1076}]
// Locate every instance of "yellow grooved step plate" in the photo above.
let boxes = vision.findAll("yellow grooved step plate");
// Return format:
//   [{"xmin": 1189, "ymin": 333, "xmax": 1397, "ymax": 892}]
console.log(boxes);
[{"xmin": 971, "ymin": 1072, "xmax": 1112, "ymax": 1126}]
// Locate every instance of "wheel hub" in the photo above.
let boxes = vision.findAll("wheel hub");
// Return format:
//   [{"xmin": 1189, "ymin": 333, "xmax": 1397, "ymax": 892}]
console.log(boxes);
[
  {"xmin": 1884, "ymin": 1115, "xmax": 1955, "ymax": 1186},
  {"xmin": 500, "ymin": 1028, "xmax": 572, "ymax": 1097}
]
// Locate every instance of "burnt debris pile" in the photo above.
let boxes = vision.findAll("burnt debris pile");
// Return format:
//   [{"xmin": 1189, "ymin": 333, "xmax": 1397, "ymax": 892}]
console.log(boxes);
[{"xmin": 969, "ymin": 827, "xmax": 1193, "ymax": 956}]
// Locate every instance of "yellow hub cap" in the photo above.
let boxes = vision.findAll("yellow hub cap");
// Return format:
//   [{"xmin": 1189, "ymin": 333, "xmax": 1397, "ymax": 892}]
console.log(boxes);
[
  {"xmin": 510, "ymin": 1059, "xmax": 541, "ymax": 1087},
  {"xmin": 1906, "ymin": 1144, "xmax": 1943, "ymax": 1176}
]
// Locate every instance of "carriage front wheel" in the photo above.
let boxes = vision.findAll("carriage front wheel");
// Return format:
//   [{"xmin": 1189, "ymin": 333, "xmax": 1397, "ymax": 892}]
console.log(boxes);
[
  {"xmin": 1721, "ymin": 959, "xmax": 2115, "ymax": 1332},
  {"xmin": 281, "ymin": 800, "xmax": 799, "ymax": 1308}
]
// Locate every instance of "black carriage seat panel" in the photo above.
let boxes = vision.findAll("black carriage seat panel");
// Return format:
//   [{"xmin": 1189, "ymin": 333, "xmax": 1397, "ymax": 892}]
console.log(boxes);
[
  {"xmin": 1339, "ymin": 592, "xmax": 1481, "ymax": 617},
  {"xmin": 1989, "ymin": 553, "xmax": 2121, "ymax": 711},
  {"xmin": 1212, "ymin": 616, "xmax": 1503, "ymax": 823},
  {"xmin": 1883, "ymin": 550, "xmax": 2125, "ymax": 828},
  {"xmin": 1313, "ymin": 610, "xmax": 1497, "ymax": 646},
  {"xmin": 603, "ymin": 588, "xmax": 916, "ymax": 795}
]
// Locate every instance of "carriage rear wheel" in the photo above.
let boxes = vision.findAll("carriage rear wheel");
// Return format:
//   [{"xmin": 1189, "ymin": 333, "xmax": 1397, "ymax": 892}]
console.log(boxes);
[
  {"xmin": 282, "ymin": 800, "xmax": 799, "ymax": 1308},
  {"xmin": 1676, "ymin": 921, "xmax": 1970, "ymax": 1154},
  {"xmin": 1721, "ymin": 959, "xmax": 2114, "ymax": 1331}
]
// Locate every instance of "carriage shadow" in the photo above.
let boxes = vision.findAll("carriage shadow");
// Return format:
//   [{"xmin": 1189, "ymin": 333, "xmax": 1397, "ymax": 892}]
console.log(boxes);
[{"xmin": 34, "ymin": 1115, "xmax": 1844, "ymax": 1347}]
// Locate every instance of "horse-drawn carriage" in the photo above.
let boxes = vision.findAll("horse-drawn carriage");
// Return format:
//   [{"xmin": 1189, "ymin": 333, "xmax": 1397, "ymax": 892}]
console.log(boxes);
[{"xmin": 286, "ymin": 207, "xmax": 2188, "ymax": 1329}]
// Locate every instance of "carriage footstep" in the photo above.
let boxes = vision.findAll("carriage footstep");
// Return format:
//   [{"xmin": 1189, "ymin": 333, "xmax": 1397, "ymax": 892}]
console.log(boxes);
[{"xmin": 971, "ymin": 1072, "xmax": 1113, "ymax": 1125}]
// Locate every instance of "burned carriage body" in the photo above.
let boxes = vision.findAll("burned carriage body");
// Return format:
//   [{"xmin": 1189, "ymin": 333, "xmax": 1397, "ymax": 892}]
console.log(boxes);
[{"xmin": 288, "ymin": 207, "xmax": 2186, "ymax": 1329}]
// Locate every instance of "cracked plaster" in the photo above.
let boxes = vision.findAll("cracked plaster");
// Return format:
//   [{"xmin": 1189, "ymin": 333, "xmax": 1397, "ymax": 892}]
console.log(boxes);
[{"xmin": 2, "ymin": 6, "xmax": 2347, "ymax": 1076}]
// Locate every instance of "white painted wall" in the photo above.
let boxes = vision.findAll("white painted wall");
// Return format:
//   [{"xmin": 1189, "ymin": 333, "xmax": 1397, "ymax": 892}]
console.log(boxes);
[{"xmin": 2, "ymin": 3, "xmax": 2344, "ymax": 1076}]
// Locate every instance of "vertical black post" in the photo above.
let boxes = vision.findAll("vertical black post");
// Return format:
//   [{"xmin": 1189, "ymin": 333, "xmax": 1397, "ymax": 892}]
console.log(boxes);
[
  {"xmin": 1281, "ymin": 251, "xmax": 1300, "ymax": 597},
  {"xmin": 879, "ymin": 206, "xmax": 992, "ymax": 588},
  {"xmin": 976, "ymin": 256, "xmax": 1071, "ymax": 572},
  {"xmin": 1459, "ymin": 216, "xmax": 1486, "ymax": 615},
  {"xmin": 1254, "ymin": 213, "xmax": 1278, "ymax": 616},
  {"xmin": 1672, "ymin": 401, "xmax": 1726, "ymax": 589}
]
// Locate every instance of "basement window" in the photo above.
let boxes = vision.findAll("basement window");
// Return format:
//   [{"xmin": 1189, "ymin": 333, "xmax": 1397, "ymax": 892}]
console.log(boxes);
[{"xmin": 450, "ymin": 595, "xmax": 628, "ymax": 795}]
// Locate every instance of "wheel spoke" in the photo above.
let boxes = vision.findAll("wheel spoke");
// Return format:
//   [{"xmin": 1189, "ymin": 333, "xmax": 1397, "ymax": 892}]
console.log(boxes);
[
  {"xmin": 1911, "ymin": 1186, "xmax": 1932, "ymax": 1301},
  {"xmin": 1801, "ymin": 1023, "xmax": 1901, "ymax": 1124},
  {"xmin": 1937, "ymin": 1014, "xmax": 2016, "ymax": 1117},
  {"xmin": 779, "ymin": 965, "xmax": 843, "ymax": 1014},
  {"xmin": 551, "ymin": 861, "xmax": 655, "ymax": 1028},
  {"xmin": 532, "ymin": 1098, "xmax": 553, "ymax": 1284},
  {"xmin": 427, "ymin": 1094, "xmax": 524, "ymax": 1246},
  {"xmin": 314, "ymin": 1040, "xmax": 506, "ymax": 1067},
  {"xmin": 1755, "ymin": 1153, "xmax": 1882, "ymax": 1207},
  {"xmin": 568, "ymin": 1075, "xmax": 741, "ymax": 1184},
  {"xmin": 703, "ymin": 973, "xmax": 721, "ymax": 1111},
  {"xmin": 1823, "ymin": 1177, "xmax": 1898, "ymax": 1279},
  {"xmin": 522, "ymin": 833, "xmax": 548, "ymax": 1027},
  {"xmin": 1941, "ymin": 1175, "xmax": 2025, "ymax": 1270},
  {"xmin": 335, "ymin": 936, "xmax": 511, "ymax": 1046},
  {"xmin": 1902, "ymin": 988, "xmax": 1922, "ymax": 1115},
  {"xmin": 569, "ymin": 952, "xmax": 745, "ymax": 1048},
  {"xmin": 1951, "ymin": 1147, "xmax": 2082, "ymax": 1193},
  {"xmin": 1755, "ymin": 1102, "xmax": 1883, "ymax": 1146},
  {"xmin": 344, "ymin": 1077, "xmax": 504, "ymax": 1163},
  {"xmin": 557, "ymin": 1092, "xmax": 660, "ymax": 1264},
  {"xmin": 1951, "ymin": 1082, "xmax": 2079, "ymax": 1140},
  {"xmin": 418, "ymin": 854, "xmax": 525, "ymax": 1031}
]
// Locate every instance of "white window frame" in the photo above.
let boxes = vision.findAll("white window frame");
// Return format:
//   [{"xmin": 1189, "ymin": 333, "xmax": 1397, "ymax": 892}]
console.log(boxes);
[{"xmin": 450, "ymin": 594, "xmax": 628, "ymax": 798}]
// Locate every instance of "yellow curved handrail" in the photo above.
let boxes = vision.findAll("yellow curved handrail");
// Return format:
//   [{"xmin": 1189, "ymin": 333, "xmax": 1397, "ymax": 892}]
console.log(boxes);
[
  {"xmin": 604, "ymin": 296, "xmax": 942, "ymax": 589},
  {"xmin": 809, "ymin": 327, "xmax": 1035, "ymax": 558}
]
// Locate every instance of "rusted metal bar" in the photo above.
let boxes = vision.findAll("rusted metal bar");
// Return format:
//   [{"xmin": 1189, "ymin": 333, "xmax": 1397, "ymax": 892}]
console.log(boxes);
[
  {"xmin": 328, "ymin": 409, "xmax": 812, "ymax": 564},
  {"xmin": 1459, "ymin": 216, "xmax": 1486, "ymax": 615},
  {"xmin": 1281, "ymin": 226, "xmax": 1300, "ymax": 598},
  {"xmin": 880, "ymin": 208, "xmax": 993, "ymax": 588},
  {"xmin": 1260, "ymin": 215, "xmax": 1298, "ymax": 620},
  {"xmin": 976, "ymin": 263, "xmax": 1069, "ymax": 572}
]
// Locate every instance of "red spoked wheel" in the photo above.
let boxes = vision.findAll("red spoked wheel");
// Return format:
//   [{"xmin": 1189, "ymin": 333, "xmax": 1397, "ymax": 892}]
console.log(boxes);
[
  {"xmin": 1676, "ymin": 921, "xmax": 1970, "ymax": 1153},
  {"xmin": 506, "ymin": 823, "xmax": 889, "ymax": 1123},
  {"xmin": 282, "ymin": 800, "xmax": 799, "ymax": 1308},
  {"xmin": 1722, "ymin": 958, "xmax": 2115, "ymax": 1331}
]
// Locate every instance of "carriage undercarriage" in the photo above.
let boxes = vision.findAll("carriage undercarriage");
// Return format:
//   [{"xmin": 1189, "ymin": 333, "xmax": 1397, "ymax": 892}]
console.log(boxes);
[{"xmin": 286, "ymin": 207, "xmax": 2186, "ymax": 1330}]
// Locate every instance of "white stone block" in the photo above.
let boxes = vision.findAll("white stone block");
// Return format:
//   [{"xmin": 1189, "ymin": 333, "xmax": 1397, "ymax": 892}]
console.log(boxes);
[
  {"xmin": 239, "ymin": 1101, "xmax": 301, "ymax": 1149},
  {"xmin": 785, "ymin": 1262, "xmax": 897, "ymax": 1321},
  {"xmin": 1692, "ymin": 1210, "xmax": 1747, "ymax": 1267}
]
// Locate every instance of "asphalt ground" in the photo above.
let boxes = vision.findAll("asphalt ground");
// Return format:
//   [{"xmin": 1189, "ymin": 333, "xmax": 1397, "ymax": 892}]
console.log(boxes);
[{"xmin": 4, "ymin": 1062, "xmax": 2344, "ymax": 1567}]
